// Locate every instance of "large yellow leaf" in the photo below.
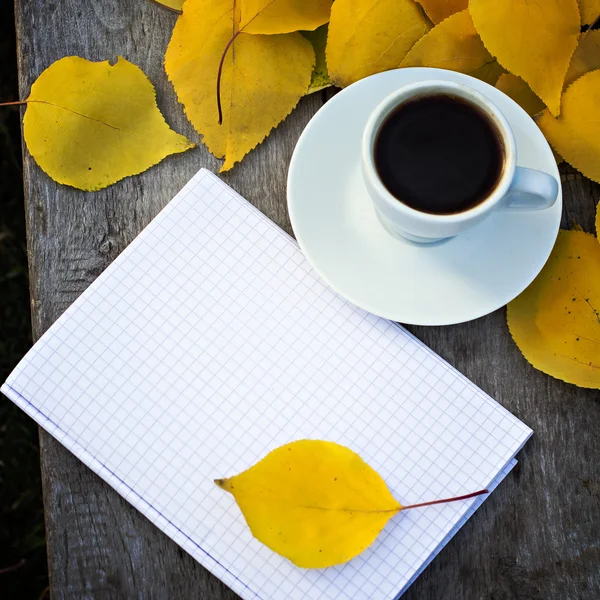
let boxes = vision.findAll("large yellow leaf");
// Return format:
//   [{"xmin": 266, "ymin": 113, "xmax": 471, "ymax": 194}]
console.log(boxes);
[
  {"xmin": 326, "ymin": 0, "xmax": 430, "ymax": 88},
  {"xmin": 495, "ymin": 74, "xmax": 545, "ymax": 117},
  {"xmin": 216, "ymin": 440, "xmax": 402, "ymax": 567},
  {"xmin": 22, "ymin": 56, "xmax": 193, "ymax": 191},
  {"xmin": 240, "ymin": 0, "xmax": 333, "ymax": 34},
  {"xmin": 578, "ymin": 0, "xmax": 600, "ymax": 25},
  {"xmin": 564, "ymin": 30, "xmax": 600, "ymax": 88},
  {"xmin": 469, "ymin": 0, "xmax": 580, "ymax": 116},
  {"xmin": 507, "ymin": 230, "xmax": 600, "ymax": 389},
  {"xmin": 303, "ymin": 25, "xmax": 331, "ymax": 93},
  {"xmin": 165, "ymin": 0, "xmax": 314, "ymax": 171},
  {"xmin": 400, "ymin": 10, "xmax": 503, "ymax": 85},
  {"xmin": 538, "ymin": 70, "xmax": 600, "ymax": 183},
  {"xmin": 417, "ymin": 0, "xmax": 467, "ymax": 23}
]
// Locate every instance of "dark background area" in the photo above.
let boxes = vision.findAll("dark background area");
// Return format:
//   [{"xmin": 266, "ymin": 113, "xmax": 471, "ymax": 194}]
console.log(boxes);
[{"xmin": 0, "ymin": 0, "xmax": 49, "ymax": 597}]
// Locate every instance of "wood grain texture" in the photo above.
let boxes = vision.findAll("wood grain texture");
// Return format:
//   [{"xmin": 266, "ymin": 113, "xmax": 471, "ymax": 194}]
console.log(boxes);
[{"xmin": 13, "ymin": 0, "xmax": 600, "ymax": 597}]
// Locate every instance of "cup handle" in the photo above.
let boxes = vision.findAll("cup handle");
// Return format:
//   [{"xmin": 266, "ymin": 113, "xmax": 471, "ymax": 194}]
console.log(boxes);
[{"xmin": 503, "ymin": 166, "xmax": 559, "ymax": 210}]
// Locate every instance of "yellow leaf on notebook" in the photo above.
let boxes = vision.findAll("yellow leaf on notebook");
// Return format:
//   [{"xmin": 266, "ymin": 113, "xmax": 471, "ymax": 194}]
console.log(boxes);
[
  {"xmin": 417, "ymin": 0, "xmax": 467, "ymax": 24},
  {"xmin": 240, "ymin": 0, "xmax": 333, "ymax": 34},
  {"xmin": 507, "ymin": 230, "xmax": 600, "ymax": 389},
  {"xmin": 165, "ymin": 0, "xmax": 314, "ymax": 171},
  {"xmin": 21, "ymin": 56, "xmax": 193, "ymax": 191},
  {"xmin": 564, "ymin": 30, "xmax": 600, "ymax": 88},
  {"xmin": 495, "ymin": 74, "xmax": 545, "ymax": 117},
  {"xmin": 303, "ymin": 25, "xmax": 331, "ymax": 93},
  {"xmin": 578, "ymin": 0, "xmax": 600, "ymax": 25},
  {"xmin": 538, "ymin": 70, "xmax": 600, "ymax": 184},
  {"xmin": 326, "ymin": 0, "xmax": 430, "ymax": 88},
  {"xmin": 215, "ymin": 440, "xmax": 488, "ymax": 567},
  {"xmin": 400, "ymin": 10, "xmax": 502, "ymax": 85},
  {"xmin": 469, "ymin": 0, "xmax": 580, "ymax": 116}
]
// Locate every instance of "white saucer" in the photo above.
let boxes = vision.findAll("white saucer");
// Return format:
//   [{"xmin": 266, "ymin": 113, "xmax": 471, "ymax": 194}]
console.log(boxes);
[{"xmin": 287, "ymin": 68, "xmax": 562, "ymax": 326}]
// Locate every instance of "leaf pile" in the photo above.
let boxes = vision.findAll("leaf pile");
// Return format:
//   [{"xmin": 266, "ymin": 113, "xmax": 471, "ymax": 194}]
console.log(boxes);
[
  {"xmin": 6, "ymin": 0, "xmax": 600, "ymax": 186},
  {"xmin": 216, "ymin": 439, "xmax": 487, "ymax": 567}
]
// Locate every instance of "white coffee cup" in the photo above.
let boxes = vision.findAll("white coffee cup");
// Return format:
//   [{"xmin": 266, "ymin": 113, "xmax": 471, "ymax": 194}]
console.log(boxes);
[{"xmin": 361, "ymin": 80, "xmax": 559, "ymax": 243}]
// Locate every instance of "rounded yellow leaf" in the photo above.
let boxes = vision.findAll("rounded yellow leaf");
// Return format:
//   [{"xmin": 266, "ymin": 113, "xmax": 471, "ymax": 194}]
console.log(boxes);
[
  {"xmin": 469, "ymin": 0, "xmax": 580, "ymax": 116},
  {"xmin": 507, "ymin": 230, "xmax": 600, "ymax": 389},
  {"xmin": 400, "ymin": 10, "xmax": 503, "ymax": 85},
  {"xmin": 215, "ymin": 440, "xmax": 401, "ymax": 568},
  {"xmin": 538, "ymin": 70, "xmax": 600, "ymax": 184},
  {"xmin": 578, "ymin": 0, "xmax": 600, "ymax": 25},
  {"xmin": 22, "ymin": 56, "xmax": 194, "ymax": 191},
  {"xmin": 495, "ymin": 74, "xmax": 545, "ymax": 117},
  {"xmin": 240, "ymin": 0, "xmax": 333, "ymax": 34},
  {"xmin": 326, "ymin": 0, "xmax": 430, "ymax": 88},
  {"xmin": 564, "ymin": 30, "xmax": 600, "ymax": 89},
  {"xmin": 165, "ymin": 0, "xmax": 314, "ymax": 171},
  {"xmin": 417, "ymin": 0, "xmax": 467, "ymax": 24}
]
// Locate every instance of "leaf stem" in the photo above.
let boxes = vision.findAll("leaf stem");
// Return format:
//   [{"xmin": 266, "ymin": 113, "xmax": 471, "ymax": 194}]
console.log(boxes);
[
  {"xmin": 403, "ymin": 489, "xmax": 488, "ymax": 510},
  {"xmin": 0, "ymin": 100, "xmax": 28, "ymax": 107},
  {"xmin": 216, "ymin": 30, "xmax": 241, "ymax": 125}
]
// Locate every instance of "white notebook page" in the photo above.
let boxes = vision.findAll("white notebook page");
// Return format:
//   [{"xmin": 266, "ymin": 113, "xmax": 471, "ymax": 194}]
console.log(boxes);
[{"xmin": 2, "ymin": 169, "xmax": 532, "ymax": 600}]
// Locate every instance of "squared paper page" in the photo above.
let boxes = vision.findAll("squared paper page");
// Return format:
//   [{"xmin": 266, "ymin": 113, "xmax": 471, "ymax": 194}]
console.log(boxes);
[{"xmin": 2, "ymin": 169, "xmax": 532, "ymax": 600}]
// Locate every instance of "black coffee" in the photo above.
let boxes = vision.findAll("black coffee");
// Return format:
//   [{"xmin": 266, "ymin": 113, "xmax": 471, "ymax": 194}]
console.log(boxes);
[{"xmin": 374, "ymin": 94, "xmax": 504, "ymax": 214}]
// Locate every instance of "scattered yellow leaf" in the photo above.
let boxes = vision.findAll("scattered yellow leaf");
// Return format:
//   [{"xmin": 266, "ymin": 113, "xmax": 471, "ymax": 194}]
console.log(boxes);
[
  {"xmin": 303, "ymin": 25, "xmax": 331, "ymax": 93},
  {"xmin": 538, "ymin": 70, "xmax": 600, "ymax": 184},
  {"xmin": 240, "ymin": 0, "xmax": 333, "ymax": 34},
  {"xmin": 578, "ymin": 0, "xmax": 600, "ymax": 25},
  {"xmin": 326, "ymin": 0, "xmax": 430, "ymax": 88},
  {"xmin": 564, "ymin": 30, "xmax": 600, "ymax": 89},
  {"xmin": 507, "ymin": 230, "xmax": 600, "ymax": 389},
  {"xmin": 495, "ymin": 74, "xmax": 545, "ymax": 117},
  {"xmin": 400, "ymin": 10, "xmax": 503, "ymax": 85},
  {"xmin": 216, "ymin": 440, "xmax": 401, "ymax": 567},
  {"xmin": 469, "ymin": 0, "xmax": 580, "ymax": 116},
  {"xmin": 165, "ymin": 0, "xmax": 314, "ymax": 171},
  {"xmin": 150, "ymin": 0, "xmax": 183, "ymax": 12},
  {"xmin": 417, "ymin": 0, "xmax": 467, "ymax": 24},
  {"xmin": 22, "ymin": 56, "xmax": 193, "ymax": 191}
]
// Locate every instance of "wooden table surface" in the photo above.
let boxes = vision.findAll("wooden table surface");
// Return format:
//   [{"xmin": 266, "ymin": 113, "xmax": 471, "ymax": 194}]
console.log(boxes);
[{"xmin": 14, "ymin": 0, "xmax": 600, "ymax": 598}]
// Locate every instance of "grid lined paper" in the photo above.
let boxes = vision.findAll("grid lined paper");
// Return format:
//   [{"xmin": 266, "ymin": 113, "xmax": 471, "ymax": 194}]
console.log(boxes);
[{"xmin": 2, "ymin": 169, "xmax": 532, "ymax": 600}]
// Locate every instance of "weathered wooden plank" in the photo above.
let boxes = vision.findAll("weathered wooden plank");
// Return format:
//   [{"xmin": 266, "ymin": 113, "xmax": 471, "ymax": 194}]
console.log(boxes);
[{"xmin": 14, "ymin": 0, "xmax": 600, "ymax": 598}]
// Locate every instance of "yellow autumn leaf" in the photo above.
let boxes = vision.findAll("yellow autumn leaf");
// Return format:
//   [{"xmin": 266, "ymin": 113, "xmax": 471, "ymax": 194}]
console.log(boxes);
[
  {"xmin": 217, "ymin": 440, "xmax": 401, "ymax": 567},
  {"xmin": 578, "ymin": 0, "xmax": 600, "ymax": 25},
  {"xmin": 240, "ymin": 0, "xmax": 333, "ymax": 34},
  {"xmin": 538, "ymin": 70, "xmax": 600, "ymax": 184},
  {"xmin": 165, "ymin": 0, "xmax": 314, "ymax": 171},
  {"xmin": 303, "ymin": 25, "xmax": 331, "ymax": 93},
  {"xmin": 326, "ymin": 0, "xmax": 430, "ymax": 88},
  {"xmin": 150, "ymin": 0, "xmax": 183, "ymax": 12},
  {"xmin": 417, "ymin": 0, "xmax": 467, "ymax": 24},
  {"xmin": 507, "ymin": 230, "xmax": 600, "ymax": 389},
  {"xmin": 495, "ymin": 74, "xmax": 545, "ymax": 117},
  {"xmin": 564, "ymin": 30, "xmax": 600, "ymax": 88},
  {"xmin": 469, "ymin": 0, "xmax": 580, "ymax": 116},
  {"xmin": 400, "ymin": 10, "xmax": 503, "ymax": 85},
  {"xmin": 21, "ymin": 56, "xmax": 193, "ymax": 191}
]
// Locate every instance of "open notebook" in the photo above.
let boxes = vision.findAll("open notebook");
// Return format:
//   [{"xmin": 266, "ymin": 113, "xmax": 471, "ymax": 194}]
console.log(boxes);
[{"xmin": 2, "ymin": 169, "xmax": 532, "ymax": 600}]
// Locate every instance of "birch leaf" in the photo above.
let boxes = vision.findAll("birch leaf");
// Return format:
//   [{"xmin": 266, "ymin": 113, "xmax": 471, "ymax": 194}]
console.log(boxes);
[
  {"xmin": 507, "ymin": 230, "xmax": 600, "ymax": 389},
  {"xmin": 400, "ymin": 10, "xmax": 503, "ymax": 85},
  {"xmin": 417, "ymin": 0, "xmax": 467, "ymax": 24},
  {"xmin": 165, "ymin": 0, "xmax": 314, "ymax": 171},
  {"xmin": 538, "ymin": 70, "xmax": 600, "ymax": 183},
  {"xmin": 21, "ymin": 56, "xmax": 193, "ymax": 191},
  {"xmin": 564, "ymin": 30, "xmax": 600, "ymax": 88},
  {"xmin": 303, "ymin": 25, "xmax": 331, "ymax": 93},
  {"xmin": 578, "ymin": 0, "xmax": 600, "ymax": 25},
  {"xmin": 240, "ymin": 0, "xmax": 333, "ymax": 34},
  {"xmin": 326, "ymin": 0, "xmax": 430, "ymax": 88},
  {"xmin": 469, "ymin": 0, "xmax": 580, "ymax": 116},
  {"xmin": 495, "ymin": 74, "xmax": 545, "ymax": 116}
]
